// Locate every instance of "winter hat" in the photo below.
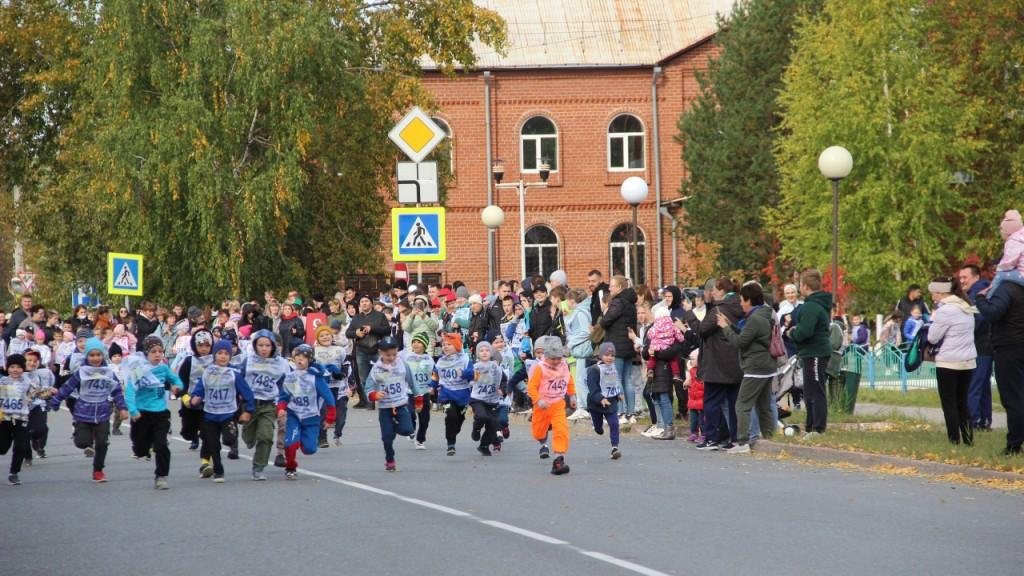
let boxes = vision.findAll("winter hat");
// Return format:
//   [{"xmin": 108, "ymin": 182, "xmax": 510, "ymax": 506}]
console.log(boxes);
[
  {"xmin": 598, "ymin": 342, "xmax": 616, "ymax": 357},
  {"xmin": 84, "ymin": 337, "xmax": 106, "ymax": 356},
  {"xmin": 142, "ymin": 334, "xmax": 164, "ymax": 353},
  {"xmin": 475, "ymin": 341, "xmax": 493, "ymax": 357},
  {"xmin": 535, "ymin": 335, "xmax": 566, "ymax": 359},
  {"xmin": 193, "ymin": 330, "xmax": 214, "ymax": 347},
  {"xmin": 411, "ymin": 332, "xmax": 431, "ymax": 350},
  {"xmin": 394, "ymin": 279, "xmax": 408, "ymax": 291},
  {"xmin": 653, "ymin": 306, "xmax": 670, "ymax": 320},
  {"xmin": 408, "ymin": 284, "xmax": 419, "ymax": 294},
  {"xmin": 532, "ymin": 282, "xmax": 548, "ymax": 294},
  {"xmin": 377, "ymin": 336, "xmax": 399, "ymax": 351},
  {"xmin": 76, "ymin": 328, "xmax": 94, "ymax": 340},
  {"xmin": 5, "ymin": 354, "xmax": 26, "ymax": 371},
  {"xmin": 292, "ymin": 344, "xmax": 315, "ymax": 359},
  {"xmin": 107, "ymin": 342, "xmax": 123, "ymax": 358},
  {"xmin": 187, "ymin": 306, "xmax": 202, "ymax": 321},
  {"xmin": 34, "ymin": 329, "xmax": 45, "ymax": 342},
  {"xmin": 1001, "ymin": 209, "xmax": 1023, "ymax": 239},
  {"xmin": 315, "ymin": 324, "xmax": 334, "ymax": 342},
  {"xmin": 468, "ymin": 294, "xmax": 483, "ymax": 306},
  {"xmin": 442, "ymin": 332, "xmax": 463, "ymax": 351},
  {"xmin": 455, "ymin": 286, "xmax": 470, "ymax": 300},
  {"xmin": 211, "ymin": 339, "xmax": 233, "ymax": 357},
  {"xmin": 549, "ymin": 269, "xmax": 568, "ymax": 287}
]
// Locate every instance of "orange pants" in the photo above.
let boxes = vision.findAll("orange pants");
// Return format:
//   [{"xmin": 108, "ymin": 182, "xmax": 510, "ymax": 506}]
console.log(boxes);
[{"xmin": 531, "ymin": 399, "xmax": 569, "ymax": 454}]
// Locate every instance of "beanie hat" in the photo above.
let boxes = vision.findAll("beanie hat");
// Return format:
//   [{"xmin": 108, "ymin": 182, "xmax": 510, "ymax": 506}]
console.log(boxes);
[
  {"xmin": 107, "ymin": 342, "xmax": 123, "ymax": 358},
  {"xmin": 653, "ymin": 306, "xmax": 670, "ymax": 320},
  {"xmin": 411, "ymin": 332, "xmax": 431, "ymax": 350},
  {"xmin": 549, "ymin": 269, "xmax": 568, "ymax": 287},
  {"xmin": 5, "ymin": 354, "xmax": 26, "ymax": 371},
  {"xmin": 142, "ymin": 334, "xmax": 164, "ymax": 353},
  {"xmin": 377, "ymin": 336, "xmax": 399, "ymax": 351},
  {"xmin": 315, "ymin": 324, "xmax": 335, "ymax": 342},
  {"xmin": 442, "ymin": 332, "xmax": 463, "ymax": 352},
  {"xmin": 292, "ymin": 344, "xmax": 315, "ymax": 359},
  {"xmin": 468, "ymin": 294, "xmax": 483, "ymax": 306},
  {"xmin": 84, "ymin": 337, "xmax": 106, "ymax": 357},
  {"xmin": 76, "ymin": 328, "xmax": 94, "ymax": 340},
  {"xmin": 211, "ymin": 339, "xmax": 233, "ymax": 357},
  {"xmin": 535, "ymin": 335, "xmax": 565, "ymax": 358},
  {"xmin": 475, "ymin": 340, "xmax": 493, "ymax": 356},
  {"xmin": 1001, "ymin": 209, "xmax": 1023, "ymax": 239},
  {"xmin": 598, "ymin": 342, "xmax": 616, "ymax": 357},
  {"xmin": 455, "ymin": 286, "xmax": 470, "ymax": 300}
]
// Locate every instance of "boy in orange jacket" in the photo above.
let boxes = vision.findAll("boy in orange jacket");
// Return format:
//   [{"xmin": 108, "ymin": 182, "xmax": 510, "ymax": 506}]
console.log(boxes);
[{"xmin": 528, "ymin": 335, "xmax": 576, "ymax": 475}]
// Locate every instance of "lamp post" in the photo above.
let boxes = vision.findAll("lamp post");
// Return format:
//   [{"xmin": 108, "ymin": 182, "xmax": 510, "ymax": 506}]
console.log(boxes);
[
  {"xmin": 818, "ymin": 145, "xmax": 853, "ymax": 305},
  {"xmin": 620, "ymin": 176, "xmax": 649, "ymax": 287},
  {"xmin": 492, "ymin": 160, "xmax": 550, "ymax": 281},
  {"xmin": 481, "ymin": 204, "xmax": 505, "ymax": 289}
]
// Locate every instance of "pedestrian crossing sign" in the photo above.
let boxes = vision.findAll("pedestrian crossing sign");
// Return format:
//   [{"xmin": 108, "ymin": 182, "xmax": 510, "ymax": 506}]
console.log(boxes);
[
  {"xmin": 392, "ymin": 207, "xmax": 446, "ymax": 262},
  {"xmin": 107, "ymin": 252, "xmax": 144, "ymax": 296}
]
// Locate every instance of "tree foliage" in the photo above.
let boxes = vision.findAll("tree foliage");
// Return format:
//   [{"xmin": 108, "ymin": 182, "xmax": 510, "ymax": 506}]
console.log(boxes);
[
  {"xmin": 11, "ymin": 0, "xmax": 504, "ymax": 304},
  {"xmin": 677, "ymin": 0, "xmax": 820, "ymax": 281}
]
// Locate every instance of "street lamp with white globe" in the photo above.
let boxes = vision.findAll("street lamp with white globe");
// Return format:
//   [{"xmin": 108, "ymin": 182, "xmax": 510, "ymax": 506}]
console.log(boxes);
[
  {"xmin": 481, "ymin": 205, "xmax": 505, "ymax": 289},
  {"xmin": 620, "ymin": 176, "xmax": 649, "ymax": 287},
  {"xmin": 818, "ymin": 145, "xmax": 853, "ymax": 305}
]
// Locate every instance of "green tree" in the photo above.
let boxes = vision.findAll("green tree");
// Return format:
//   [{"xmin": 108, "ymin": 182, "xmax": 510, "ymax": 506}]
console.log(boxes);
[
  {"xmin": 770, "ymin": 0, "xmax": 984, "ymax": 311},
  {"xmin": 677, "ymin": 0, "xmax": 820, "ymax": 281},
  {"xmin": 19, "ymin": 0, "xmax": 504, "ymax": 304}
]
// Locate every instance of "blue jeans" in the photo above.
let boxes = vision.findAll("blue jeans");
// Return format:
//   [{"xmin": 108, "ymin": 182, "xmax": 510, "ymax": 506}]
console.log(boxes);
[
  {"xmin": 654, "ymin": 392, "xmax": 674, "ymax": 429},
  {"xmin": 988, "ymin": 269, "xmax": 1024, "ymax": 297},
  {"xmin": 614, "ymin": 357, "xmax": 635, "ymax": 415},
  {"xmin": 703, "ymin": 382, "xmax": 739, "ymax": 444},
  {"xmin": 968, "ymin": 356, "xmax": 994, "ymax": 429},
  {"xmin": 689, "ymin": 409, "xmax": 702, "ymax": 435},
  {"xmin": 497, "ymin": 405, "xmax": 510, "ymax": 429},
  {"xmin": 355, "ymin": 349, "xmax": 379, "ymax": 403},
  {"xmin": 573, "ymin": 357, "xmax": 590, "ymax": 409},
  {"xmin": 378, "ymin": 405, "xmax": 414, "ymax": 462}
]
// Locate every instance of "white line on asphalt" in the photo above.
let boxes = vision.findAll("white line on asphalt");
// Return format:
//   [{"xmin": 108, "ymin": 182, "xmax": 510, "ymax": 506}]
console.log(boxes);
[{"xmin": 167, "ymin": 435, "xmax": 674, "ymax": 576}]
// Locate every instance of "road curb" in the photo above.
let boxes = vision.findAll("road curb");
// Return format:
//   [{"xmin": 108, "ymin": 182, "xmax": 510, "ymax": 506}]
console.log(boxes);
[{"xmin": 756, "ymin": 440, "xmax": 1023, "ymax": 482}]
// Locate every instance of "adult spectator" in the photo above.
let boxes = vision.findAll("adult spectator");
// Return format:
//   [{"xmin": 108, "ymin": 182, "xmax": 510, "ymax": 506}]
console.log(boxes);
[
  {"xmin": 975, "ymin": 281, "xmax": 1024, "ymax": 455},
  {"xmin": 689, "ymin": 277, "xmax": 743, "ymax": 450},
  {"xmin": 3, "ymin": 294, "xmax": 33, "ymax": 344},
  {"xmin": 402, "ymin": 294, "xmax": 438, "ymax": 353},
  {"xmin": 927, "ymin": 277, "xmax": 976, "ymax": 445},
  {"xmin": 587, "ymin": 269, "xmax": 609, "ymax": 326},
  {"xmin": 565, "ymin": 288, "xmax": 593, "ymax": 419},
  {"xmin": 134, "ymin": 301, "xmax": 160, "ymax": 338},
  {"xmin": 549, "ymin": 269, "xmax": 568, "ymax": 290},
  {"xmin": 277, "ymin": 302, "xmax": 305, "ymax": 356},
  {"xmin": 346, "ymin": 294, "xmax": 391, "ymax": 408},
  {"xmin": 487, "ymin": 280, "xmax": 510, "ymax": 332},
  {"xmin": 466, "ymin": 294, "xmax": 493, "ymax": 351},
  {"xmin": 642, "ymin": 316, "xmax": 685, "ymax": 440},
  {"xmin": 897, "ymin": 283, "xmax": 931, "ymax": 321},
  {"xmin": 777, "ymin": 284, "xmax": 803, "ymax": 357},
  {"xmin": 958, "ymin": 264, "xmax": 994, "ymax": 430},
  {"xmin": 528, "ymin": 279, "xmax": 553, "ymax": 342},
  {"xmin": 599, "ymin": 275, "xmax": 638, "ymax": 421},
  {"xmin": 786, "ymin": 269, "xmax": 833, "ymax": 438}
]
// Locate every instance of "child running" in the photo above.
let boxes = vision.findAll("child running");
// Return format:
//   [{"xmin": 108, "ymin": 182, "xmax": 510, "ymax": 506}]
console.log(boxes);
[
  {"xmin": 431, "ymin": 333, "xmax": 475, "ymax": 456},
  {"xmin": 645, "ymin": 307, "xmax": 686, "ymax": 384},
  {"xmin": 1, "ymin": 354, "xmax": 46, "ymax": 485},
  {"xmin": 528, "ymin": 336, "xmax": 576, "ymax": 475},
  {"xmin": 241, "ymin": 329, "xmax": 290, "ymax": 480},
  {"xmin": 49, "ymin": 338, "xmax": 129, "ymax": 483},
  {"xmin": 122, "ymin": 335, "xmax": 184, "ymax": 489},
  {"xmin": 586, "ymin": 343, "xmax": 623, "ymax": 460},
  {"xmin": 364, "ymin": 337, "xmax": 413, "ymax": 471},
  {"xmin": 24, "ymin": 349, "xmax": 54, "ymax": 461},
  {"xmin": 177, "ymin": 329, "xmax": 214, "ymax": 456},
  {"xmin": 469, "ymin": 341, "xmax": 507, "ymax": 456},
  {"xmin": 277, "ymin": 344, "xmax": 336, "ymax": 480},
  {"xmin": 403, "ymin": 332, "xmax": 435, "ymax": 450},
  {"xmin": 189, "ymin": 339, "xmax": 255, "ymax": 482},
  {"xmin": 313, "ymin": 325, "xmax": 347, "ymax": 449}
]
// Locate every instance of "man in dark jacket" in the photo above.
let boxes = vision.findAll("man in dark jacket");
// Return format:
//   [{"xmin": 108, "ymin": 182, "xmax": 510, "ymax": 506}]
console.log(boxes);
[
  {"xmin": 467, "ymin": 294, "xmax": 495, "ymax": 352},
  {"xmin": 346, "ymin": 294, "xmax": 391, "ymax": 408},
  {"xmin": 959, "ymin": 265, "xmax": 994, "ymax": 430},
  {"xmin": 587, "ymin": 270, "xmax": 610, "ymax": 327},
  {"xmin": 786, "ymin": 269, "xmax": 833, "ymax": 436},
  {"xmin": 976, "ymin": 282, "xmax": 1024, "ymax": 455},
  {"xmin": 528, "ymin": 283, "xmax": 553, "ymax": 343},
  {"xmin": 687, "ymin": 278, "xmax": 743, "ymax": 450},
  {"xmin": 599, "ymin": 276, "xmax": 638, "ymax": 419},
  {"xmin": 3, "ymin": 294, "xmax": 32, "ymax": 345}
]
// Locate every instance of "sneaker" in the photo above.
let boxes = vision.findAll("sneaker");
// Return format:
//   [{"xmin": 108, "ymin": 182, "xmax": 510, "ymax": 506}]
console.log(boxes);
[
  {"xmin": 610, "ymin": 447, "xmax": 621, "ymax": 460},
  {"xmin": 92, "ymin": 471, "xmax": 107, "ymax": 483},
  {"xmin": 36, "ymin": 449, "xmax": 46, "ymax": 459},
  {"xmin": 643, "ymin": 426, "xmax": 664, "ymax": 438},
  {"xmin": 227, "ymin": 446, "xmax": 239, "ymax": 460},
  {"xmin": 695, "ymin": 440, "xmax": 720, "ymax": 451},
  {"xmin": 84, "ymin": 446, "xmax": 95, "ymax": 458},
  {"xmin": 726, "ymin": 443, "xmax": 751, "ymax": 454},
  {"xmin": 477, "ymin": 446, "xmax": 492, "ymax": 457},
  {"xmin": 334, "ymin": 437, "xmax": 343, "ymax": 447},
  {"xmin": 189, "ymin": 439, "xmax": 199, "ymax": 450},
  {"xmin": 550, "ymin": 455, "xmax": 570, "ymax": 475},
  {"xmin": 695, "ymin": 435, "xmax": 705, "ymax": 444},
  {"xmin": 593, "ymin": 423, "xmax": 604, "ymax": 435},
  {"xmin": 319, "ymin": 439, "xmax": 330, "ymax": 449},
  {"xmin": 274, "ymin": 454, "xmax": 286, "ymax": 468},
  {"xmin": 8, "ymin": 474, "xmax": 20, "ymax": 485},
  {"xmin": 385, "ymin": 461, "xmax": 397, "ymax": 472},
  {"xmin": 618, "ymin": 414, "xmax": 629, "ymax": 425},
  {"xmin": 627, "ymin": 415, "xmax": 637, "ymax": 425},
  {"xmin": 285, "ymin": 470, "xmax": 297, "ymax": 480},
  {"xmin": 145, "ymin": 453, "xmax": 151, "ymax": 462},
  {"xmin": 657, "ymin": 427, "xmax": 676, "ymax": 440},
  {"xmin": 501, "ymin": 427, "xmax": 510, "ymax": 439},
  {"xmin": 801, "ymin": 431, "xmax": 822, "ymax": 442},
  {"xmin": 199, "ymin": 463, "xmax": 214, "ymax": 479},
  {"xmin": 131, "ymin": 454, "xmax": 141, "ymax": 460},
  {"xmin": 446, "ymin": 446, "xmax": 456, "ymax": 456},
  {"xmin": 415, "ymin": 442, "xmax": 426, "ymax": 450},
  {"xmin": 720, "ymin": 442, "xmax": 736, "ymax": 451},
  {"xmin": 252, "ymin": 467, "xmax": 267, "ymax": 481},
  {"xmin": 686, "ymin": 433, "xmax": 699, "ymax": 442},
  {"xmin": 640, "ymin": 425, "xmax": 657, "ymax": 437},
  {"xmin": 212, "ymin": 474, "xmax": 225, "ymax": 483},
  {"xmin": 154, "ymin": 477, "xmax": 169, "ymax": 490},
  {"xmin": 471, "ymin": 428, "xmax": 481, "ymax": 442},
  {"xmin": 567, "ymin": 409, "xmax": 588, "ymax": 421},
  {"xmin": 112, "ymin": 427, "xmax": 122, "ymax": 436},
  {"xmin": 492, "ymin": 443, "xmax": 501, "ymax": 452},
  {"xmin": 539, "ymin": 445, "xmax": 550, "ymax": 459}
]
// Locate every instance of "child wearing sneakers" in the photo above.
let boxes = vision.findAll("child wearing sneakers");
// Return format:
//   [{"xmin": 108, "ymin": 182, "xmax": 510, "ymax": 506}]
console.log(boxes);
[
  {"xmin": 313, "ymin": 325, "xmax": 347, "ymax": 449},
  {"xmin": 645, "ymin": 307, "xmax": 686, "ymax": 384},
  {"xmin": 431, "ymin": 333, "xmax": 475, "ymax": 456},
  {"xmin": 364, "ymin": 337, "xmax": 414, "ymax": 471},
  {"xmin": 983, "ymin": 209, "xmax": 1024, "ymax": 297},
  {"xmin": 492, "ymin": 335, "xmax": 516, "ymax": 443},
  {"xmin": 1, "ymin": 354, "xmax": 47, "ymax": 485},
  {"xmin": 469, "ymin": 341, "xmax": 507, "ymax": 456},
  {"xmin": 403, "ymin": 333, "xmax": 435, "ymax": 450},
  {"xmin": 189, "ymin": 339, "xmax": 255, "ymax": 482},
  {"xmin": 277, "ymin": 345, "xmax": 336, "ymax": 480},
  {"xmin": 528, "ymin": 336, "xmax": 576, "ymax": 475},
  {"xmin": 122, "ymin": 335, "xmax": 184, "ymax": 489},
  {"xmin": 685, "ymin": 349, "xmax": 705, "ymax": 443},
  {"xmin": 586, "ymin": 343, "xmax": 623, "ymax": 459},
  {"xmin": 241, "ymin": 330, "xmax": 290, "ymax": 480},
  {"xmin": 49, "ymin": 338, "xmax": 129, "ymax": 483},
  {"xmin": 24, "ymin": 349, "xmax": 54, "ymax": 461}
]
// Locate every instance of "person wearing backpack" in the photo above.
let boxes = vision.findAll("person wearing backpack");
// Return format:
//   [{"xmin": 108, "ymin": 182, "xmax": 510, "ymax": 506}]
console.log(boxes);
[
  {"xmin": 717, "ymin": 282, "xmax": 778, "ymax": 453},
  {"xmin": 785, "ymin": 269, "xmax": 833, "ymax": 438}
]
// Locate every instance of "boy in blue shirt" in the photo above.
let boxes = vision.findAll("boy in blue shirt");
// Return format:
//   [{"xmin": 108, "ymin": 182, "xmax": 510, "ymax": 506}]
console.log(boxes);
[
  {"xmin": 123, "ymin": 335, "xmax": 184, "ymax": 489},
  {"xmin": 277, "ymin": 344, "xmax": 336, "ymax": 480},
  {"xmin": 189, "ymin": 339, "xmax": 255, "ymax": 482}
]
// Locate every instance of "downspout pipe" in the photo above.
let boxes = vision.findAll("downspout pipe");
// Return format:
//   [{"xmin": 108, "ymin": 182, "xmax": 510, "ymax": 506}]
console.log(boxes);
[
  {"xmin": 484, "ymin": 71, "xmax": 494, "ymax": 287},
  {"xmin": 651, "ymin": 66, "xmax": 664, "ymax": 287}
]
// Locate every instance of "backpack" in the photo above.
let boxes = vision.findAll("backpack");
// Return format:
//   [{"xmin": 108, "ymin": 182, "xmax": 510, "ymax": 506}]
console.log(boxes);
[
  {"xmin": 769, "ymin": 320, "xmax": 787, "ymax": 359},
  {"xmin": 903, "ymin": 325, "xmax": 940, "ymax": 373}
]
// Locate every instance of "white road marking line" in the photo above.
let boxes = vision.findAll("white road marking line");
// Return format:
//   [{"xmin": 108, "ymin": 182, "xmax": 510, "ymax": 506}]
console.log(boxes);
[
  {"xmin": 578, "ymin": 551, "xmax": 674, "ymax": 576},
  {"xmin": 478, "ymin": 520, "xmax": 568, "ymax": 545}
]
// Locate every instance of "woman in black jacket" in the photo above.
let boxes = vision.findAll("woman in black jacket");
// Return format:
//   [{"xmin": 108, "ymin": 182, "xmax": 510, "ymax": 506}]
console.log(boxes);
[
  {"xmin": 600, "ymin": 275, "xmax": 638, "ymax": 421},
  {"xmin": 642, "ymin": 333, "xmax": 685, "ymax": 440},
  {"xmin": 277, "ymin": 302, "xmax": 305, "ymax": 356}
]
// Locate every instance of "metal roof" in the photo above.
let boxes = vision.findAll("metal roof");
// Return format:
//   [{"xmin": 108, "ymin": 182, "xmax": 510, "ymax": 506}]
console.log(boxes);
[{"xmin": 425, "ymin": 0, "xmax": 734, "ymax": 69}]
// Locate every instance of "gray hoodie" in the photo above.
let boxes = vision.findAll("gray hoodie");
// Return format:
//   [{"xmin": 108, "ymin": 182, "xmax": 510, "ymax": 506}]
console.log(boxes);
[{"xmin": 722, "ymin": 305, "xmax": 778, "ymax": 377}]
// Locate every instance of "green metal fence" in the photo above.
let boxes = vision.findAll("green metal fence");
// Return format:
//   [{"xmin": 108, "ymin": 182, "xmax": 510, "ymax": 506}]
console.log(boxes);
[{"xmin": 842, "ymin": 344, "xmax": 937, "ymax": 393}]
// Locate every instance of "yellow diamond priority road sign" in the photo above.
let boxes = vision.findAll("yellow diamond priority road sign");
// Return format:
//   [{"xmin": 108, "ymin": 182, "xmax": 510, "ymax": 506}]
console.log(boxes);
[{"xmin": 388, "ymin": 107, "xmax": 446, "ymax": 163}]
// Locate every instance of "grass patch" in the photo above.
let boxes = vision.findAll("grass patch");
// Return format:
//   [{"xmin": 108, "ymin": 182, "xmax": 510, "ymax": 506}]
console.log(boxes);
[
  {"xmin": 785, "ymin": 407, "xmax": 915, "ymax": 425},
  {"xmin": 777, "ymin": 418, "xmax": 1023, "ymax": 473},
  {"xmin": 855, "ymin": 387, "xmax": 1004, "ymax": 412}
]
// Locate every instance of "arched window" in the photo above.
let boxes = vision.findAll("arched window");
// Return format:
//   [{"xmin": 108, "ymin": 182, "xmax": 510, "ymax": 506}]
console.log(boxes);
[
  {"xmin": 608, "ymin": 114, "xmax": 645, "ymax": 170},
  {"xmin": 609, "ymin": 224, "xmax": 646, "ymax": 283},
  {"xmin": 520, "ymin": 116, "xmax": 558, "ymax": 173},
  {"xmin": 525, "ymin": 225, "xmax": 559, "ymax": 279},
  {"xmin": 431, "ymin": 117, "xmax": 454, "ymax": 175}
]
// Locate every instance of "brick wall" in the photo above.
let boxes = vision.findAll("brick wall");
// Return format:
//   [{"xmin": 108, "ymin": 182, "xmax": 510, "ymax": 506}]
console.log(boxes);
[{"xmin": 379, "ymin": 40, "xmax": 720, "ymax": 292}]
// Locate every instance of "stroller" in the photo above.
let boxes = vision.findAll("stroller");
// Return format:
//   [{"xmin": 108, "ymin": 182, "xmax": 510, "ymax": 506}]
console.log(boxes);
[{"xmin": 775, "ymin": 356, "xmax": 803, "ymax": 434}]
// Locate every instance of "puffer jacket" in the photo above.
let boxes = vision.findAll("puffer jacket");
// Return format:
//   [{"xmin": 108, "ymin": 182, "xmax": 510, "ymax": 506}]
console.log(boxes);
[
  {"xmin": 641, "ymin": 337, "xmax": 684, "ymax": 395},
  {"xmin": 600, "ymin": 288, "xmax": 638, "ymax": 359},
  {"xmin": 928, "ymin": 295, "xmax": 977, "ymax": 369},
  {"xmin": 694, "ymin": 293, "xmax": 743, "ymax": 384},
  {"xmin": 721, "ymin": 305, "xmax": 778, "ymax": 376}
]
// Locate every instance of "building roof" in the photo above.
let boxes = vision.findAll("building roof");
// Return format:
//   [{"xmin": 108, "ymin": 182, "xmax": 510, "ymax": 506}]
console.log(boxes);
[{"xmin": 426, "ymin": 0, "xmax": 734, "ymax": 70}]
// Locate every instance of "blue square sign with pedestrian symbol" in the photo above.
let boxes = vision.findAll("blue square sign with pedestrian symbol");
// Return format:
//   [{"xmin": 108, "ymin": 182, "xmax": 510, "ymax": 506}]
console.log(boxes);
[
  {"xmin": 107, "ymin": 252, "xmax": 144, "ymax": 296},
  {"xmin": 391, "ymin": 207, "xmax": 446, "ymax": 262}
]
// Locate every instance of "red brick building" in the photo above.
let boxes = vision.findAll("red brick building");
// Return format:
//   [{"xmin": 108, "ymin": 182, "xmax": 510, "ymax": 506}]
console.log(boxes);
[{"xmin": 379, "ymin": 0, "xmax": 732, "ymax": 291}]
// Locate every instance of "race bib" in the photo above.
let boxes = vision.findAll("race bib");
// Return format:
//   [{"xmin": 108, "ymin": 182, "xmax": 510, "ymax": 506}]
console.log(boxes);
[
  {"xmin": 282, "ymin": 371, "xmax": 319, "ymax": 420},
  {"xmin": 78, "ymin": 366, "xmax": 118, "ymax": 404},
  {"xmin": 202, "ymin": 366, "xmax": 238, "ymax": 415}
]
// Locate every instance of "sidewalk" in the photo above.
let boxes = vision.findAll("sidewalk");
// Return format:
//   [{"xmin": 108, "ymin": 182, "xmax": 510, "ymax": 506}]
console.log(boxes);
[{"xmin": 855, "ymin": 402, "xmax": 1007, "ymax": 429}]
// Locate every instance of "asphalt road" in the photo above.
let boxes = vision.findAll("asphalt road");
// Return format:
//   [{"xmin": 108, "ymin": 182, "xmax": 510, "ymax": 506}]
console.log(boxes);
[{"xmin": 3, "ymin": 405, "xmax": 1022, "ymax": 576}]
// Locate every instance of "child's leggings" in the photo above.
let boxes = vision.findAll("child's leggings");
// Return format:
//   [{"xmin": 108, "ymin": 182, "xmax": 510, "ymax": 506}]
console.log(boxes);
[
  {"xmin": 531, "ymin": 399, "xmax": 569, "ymax": 454},
  {"xmin": 284, "ymin": 413, "xmax": 321, "ymax": 470}
]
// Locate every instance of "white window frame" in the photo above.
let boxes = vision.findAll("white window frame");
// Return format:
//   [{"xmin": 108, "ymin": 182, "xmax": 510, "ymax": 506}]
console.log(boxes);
[
  {"xmin": 607, "ymin": 114, "xmax": 645, "ymax": 171},
  {"xmin": 520, "ymin": 116, "xmax": 559, "ymax": 174},
  {"xmin": 525, "ymin": 225, "xmax": 560, "ymax": 278},
  {"xmin": 609, "ymin": 224, "xmax": 646, "ymax": 280}
]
